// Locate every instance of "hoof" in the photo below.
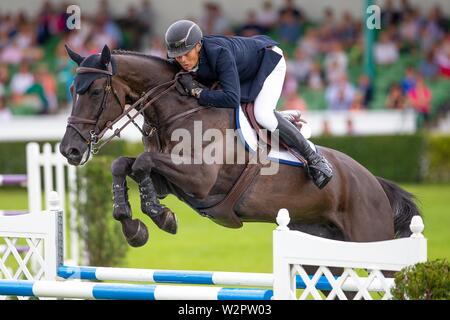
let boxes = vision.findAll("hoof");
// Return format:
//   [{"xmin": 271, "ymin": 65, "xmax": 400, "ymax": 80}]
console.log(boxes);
[
  {"xmin": 121, "ymin": 219, "xmax": 149, "ymax": 247},
  {"xmin": 150, "ymin": 207, "xmax": 178, "ymax": 234}
]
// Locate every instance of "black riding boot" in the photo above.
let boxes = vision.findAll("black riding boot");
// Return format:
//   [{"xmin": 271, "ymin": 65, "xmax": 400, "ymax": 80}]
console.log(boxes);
[{"xmin": 274, "ymin": 111, "xmax": 333, "ymax": 189}]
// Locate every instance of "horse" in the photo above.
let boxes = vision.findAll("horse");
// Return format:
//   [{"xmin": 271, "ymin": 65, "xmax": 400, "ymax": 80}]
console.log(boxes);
[{"xmin": 60, "ymin": 45, "xmax": 421, "ymax": 252}]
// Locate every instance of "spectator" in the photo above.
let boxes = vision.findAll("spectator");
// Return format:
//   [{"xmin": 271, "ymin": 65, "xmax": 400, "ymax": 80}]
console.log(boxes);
[
  {"xmin": 298, "ymin": 28, "xmax": 320, "ymax": 58},
  {"xmin": 325, "ymin": 74, "xmax": 356, "ymax": 111},
  {"xmin": 35, "ymin": 64, "xmax": 57, "ymax": 113},
  {"xmin": 357, "ymin": 74, "xmax": 373, "ymax": 108},
  {"xmin": 118, "ymin": 5, "xmax": 141, "ymax": 49},
  {"xmin": 307, "ymin": 61, "xmax": 324, "ymax": 90},
  {"xmin": 349, "ymin": 35, "xmax": 364, "ymax": 65},
  {"xmin": 419, "ymin": 49, "xmax": 440, "ymax": 80},
  {"xmin": 36, "ymin": 0, "xmax": 55, "ymax": 44},
  {"xmin": 400, "ymin": 66, "xmax": 417, "ymax": 94},
  {"xmin": 0, "ymin": 39, "xmax": 24, "ymax": 65},
  {"xmin": 283, "ymin": 91, "xmax": 308, "ymax": 112},
  {"xmin": 0, "ymin": 64, "xmax": 9, "ymax": 98},
  {"xmin": 399, "ymin": 11, "xmax": 420, "ymax": 48},
  {"xmin": 349, "ymin": 92, "xmax": 364, "ymax": 112},
  {"xmin": 345, "ymin": 117, "xmax": 355, "ymax": 135},
  {"xmin": 321, "ymin": 119, "xmax": 332, "ymax": 136},
  {"xmin": 287, "ymin": 48, "xmax": 312, "ymax": 83},
  {"xmin": 399, "ymin": 0, "xmax": 415, "ymax": 19},
  {"xmin": 282, "ymin": 71, "xmax": 298, "ymax": 97},
  {"xmin": 385, "ymin": 83, "xmax": 406, "ymax": 110},
  {"xmin": 324, "ymin": 41, "xmax": 348, "ymax": 83},
  {"xmin": 0, "ymin": 96, "xmax": 12, "ymax": 121},
  {"xmin": 10, "ymin": 62, "xmax": 34, "ymax": 95},
  {"xmin": 137, "ymin": 0, "xmax": 155, "ymax": 48},
  {"xmin": 381, "ymin": 0, "xmax": 401, "ymax": 27},
  {"xmin": 200, "ymin": 3, "xmax": 231, "ymax": 36},
  {"xmin": 435, "ymin": 36, "xmax": 450, "ymax": 77},
  {"xmin": 336, "ymin": 11, "xmax": 357, "ymax": 48},
  {"xmin": 322, "ymin": 7, "xmax": 337, "ymax": 30},
  {"xmin": 420, "ymin": 7, "xmax": 445, "ymax": 52},
  {"xmin": 278, "ymin": 0, "xmax": 303, "ymax": 22},
  {"xmin": 238, "ymin": 10, "xmax": 265, "ymax": 37},
  {"xmin": 55, "ymin": 41, "xmax": 76, "ymax": 106},
  {"xmin": 374, "ymin": 32, "xmax": 399, "ymax": 65},
  {"xmin": 257, "ymin": 1, "xmax": 277, "ymax": 32},
  {"xmin": 99, "ymin": 14, "xmax": 123, "ymax": 48},
  {"xmin": 276, "ymin": 10, "xmax": 302, "ymax": 43},
  {"xmin": 407, "ymin": 75, "xmax": 432, "ymax": 127},
  {"xmin": 429, "ymin": 5, "xmax": 449, "ymax": 31}
]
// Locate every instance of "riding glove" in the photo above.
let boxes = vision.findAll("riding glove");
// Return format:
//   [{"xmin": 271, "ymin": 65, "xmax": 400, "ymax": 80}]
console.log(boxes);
[{"xmin": 178, "ymin": 73, "xmax": 204, "ymax": 98}]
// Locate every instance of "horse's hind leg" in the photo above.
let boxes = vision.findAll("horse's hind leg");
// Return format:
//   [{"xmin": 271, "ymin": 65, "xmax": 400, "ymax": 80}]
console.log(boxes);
[
  {"xmin": 111, "ymin": 156, "xmax": 149, "ymax": 247},
  {"xmin": 129, "ymin": 153, "xmax": 178, "ymax": 235}
]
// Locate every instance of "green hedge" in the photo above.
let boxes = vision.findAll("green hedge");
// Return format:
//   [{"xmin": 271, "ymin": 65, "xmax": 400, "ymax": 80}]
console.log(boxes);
[
  {"xmin": 312, "ymin": 134, "xmax": 426, "ymax": 183},
  {"xmin": 391, "ymin": 259, "xmax": 450, "ymax": 300},
  {"xmin": 425, "ymin": 135, "xmax": 450, "ymax": 183},
  {"xmin": 0, "ymin": 134, "xmax": 448, "ymax": 183},
  {"xmin": 76, "ymin": 156, "xmax": 128, "ymax": 266}
]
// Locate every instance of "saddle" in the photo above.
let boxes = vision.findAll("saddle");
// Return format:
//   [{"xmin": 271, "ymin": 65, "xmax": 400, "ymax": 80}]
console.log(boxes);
[{"xmin": 241, "ymin": 102, "xmax": 308, "ymax": 166}]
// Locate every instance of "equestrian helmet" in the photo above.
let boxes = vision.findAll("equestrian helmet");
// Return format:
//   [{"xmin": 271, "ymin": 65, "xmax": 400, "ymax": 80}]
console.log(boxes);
[{"xmin": 165, "ymin": 20, "xmax": 203, "ymax": 58}]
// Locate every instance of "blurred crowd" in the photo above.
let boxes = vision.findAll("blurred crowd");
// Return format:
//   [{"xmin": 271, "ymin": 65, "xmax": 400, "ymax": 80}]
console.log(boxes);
[{"xmin": 0, "ymin": 0, "xmax": 449, "ymax": 130}]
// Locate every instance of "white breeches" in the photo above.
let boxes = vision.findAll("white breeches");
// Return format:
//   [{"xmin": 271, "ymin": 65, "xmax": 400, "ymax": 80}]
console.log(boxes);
[{"xmin": 253, "ymin": 46, "xmax": 287, "ymax": 132}]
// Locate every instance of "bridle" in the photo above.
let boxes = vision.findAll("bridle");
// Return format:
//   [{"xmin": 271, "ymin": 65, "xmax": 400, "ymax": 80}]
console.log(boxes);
[
  {"xmin": 67, "ymin": 67, "xmax": 120, "ymax": 154},
  {"xmin": 67, "ymin": 64, "xmax": 207, "ymax": 156}
]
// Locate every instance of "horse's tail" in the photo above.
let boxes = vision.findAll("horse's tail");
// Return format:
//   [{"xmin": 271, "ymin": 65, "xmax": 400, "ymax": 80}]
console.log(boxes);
[{"xmin": 376, "ymin": 177, "xmax": 422, "ymax": 238}]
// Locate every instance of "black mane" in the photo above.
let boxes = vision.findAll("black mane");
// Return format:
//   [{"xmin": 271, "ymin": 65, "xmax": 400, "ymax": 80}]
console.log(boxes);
[{"xmin": 112, "ymin": 49, "xmax": 169, "ymax": 65}]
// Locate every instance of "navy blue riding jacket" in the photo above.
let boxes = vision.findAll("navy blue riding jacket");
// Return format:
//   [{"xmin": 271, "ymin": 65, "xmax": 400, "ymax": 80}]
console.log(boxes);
[{"xmin": 193, "ymin": 35, "xmax": 282, "ymax": 109}]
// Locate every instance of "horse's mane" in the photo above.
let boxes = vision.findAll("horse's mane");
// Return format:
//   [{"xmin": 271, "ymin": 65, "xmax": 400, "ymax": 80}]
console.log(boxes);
[{"xmin": 112, "ymin": 49, "xmax": 169, "ymax": 65}]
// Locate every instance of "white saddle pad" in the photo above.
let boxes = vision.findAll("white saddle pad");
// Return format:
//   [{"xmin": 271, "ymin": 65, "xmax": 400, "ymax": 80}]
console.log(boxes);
[{"xmin": 235, "ymin": 106, "xmax": 316, "ymax": 167}]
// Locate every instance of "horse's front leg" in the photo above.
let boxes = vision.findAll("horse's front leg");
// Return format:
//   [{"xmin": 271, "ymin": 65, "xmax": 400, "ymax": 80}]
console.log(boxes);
[
  {"xmin": 131, "ymin": 151, "xmax": 219, "ymax": 228},
  {"xmin": 129, "ymin": 155, "xmax": 178, "ymax": 235},
  {"xmin": 111, "ymin": 156, "xmax": 149, "ymax": 247}
]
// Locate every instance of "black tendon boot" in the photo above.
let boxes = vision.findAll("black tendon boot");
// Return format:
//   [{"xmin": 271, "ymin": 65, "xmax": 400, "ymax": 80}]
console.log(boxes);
[
  {"xmin": 112, "ymin": 179, "xmax": 149, "ymax": 247},
  {"xmin": 274, "ymin": 111, "xmax": 333, "ymax": 189},
  {"xmin": 134, "ymin": 174, "xmax": 178, "ymax": 234}
]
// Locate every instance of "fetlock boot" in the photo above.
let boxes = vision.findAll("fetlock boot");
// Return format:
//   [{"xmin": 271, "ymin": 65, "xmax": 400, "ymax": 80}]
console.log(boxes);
[
  {"xmin": 112, "ymin": 179, "xmax": 149, "ymax": 247},
  {"xmin": 112, "ymin": 179, "xmax": 132, "ymax": 221},
  {"xmin": 134, "ymin": 175, "xmax": 178, "ymax": 234},
  {"xmin": 274, "ymin": 111, "xmax": 333, "ymax": 189}
]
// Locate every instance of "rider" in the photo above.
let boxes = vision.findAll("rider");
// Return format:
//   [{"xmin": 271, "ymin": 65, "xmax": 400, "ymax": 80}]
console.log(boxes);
[{"xmin": 164, "ymin": 20, "xmax": 333, "ymax": 189}]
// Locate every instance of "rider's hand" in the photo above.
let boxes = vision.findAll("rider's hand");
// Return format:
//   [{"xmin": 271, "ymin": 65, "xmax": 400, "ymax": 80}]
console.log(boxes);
[{"xmin": 178, "ymin": 73, "xmax": 204, "ymax": 99}]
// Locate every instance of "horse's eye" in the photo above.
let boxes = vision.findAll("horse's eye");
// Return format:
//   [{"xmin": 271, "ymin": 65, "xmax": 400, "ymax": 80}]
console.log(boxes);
[{"xmin": 91, "ymin": 89, "xmax": 102, "ymax": 96}]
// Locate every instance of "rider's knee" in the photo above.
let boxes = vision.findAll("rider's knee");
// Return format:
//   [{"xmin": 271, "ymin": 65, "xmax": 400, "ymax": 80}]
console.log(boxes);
[{"xmin": 254, "ymin": 109, "xmax": 278, "ymax": 132}]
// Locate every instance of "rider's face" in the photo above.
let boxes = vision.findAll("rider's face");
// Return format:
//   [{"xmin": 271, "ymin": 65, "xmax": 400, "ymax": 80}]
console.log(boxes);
[{"xmin": 175, "ymin": 43, "xmax": 201, "ymax": 71}]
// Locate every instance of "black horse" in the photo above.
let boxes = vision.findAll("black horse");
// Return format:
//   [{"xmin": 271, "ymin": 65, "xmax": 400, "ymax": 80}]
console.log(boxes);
[{"xmin": 60, "ymin": 45, "xmax": 421, "ymax": 250}]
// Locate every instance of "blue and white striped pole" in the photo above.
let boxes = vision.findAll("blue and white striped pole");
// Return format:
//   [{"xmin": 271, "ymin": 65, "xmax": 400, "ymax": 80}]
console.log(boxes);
[
  {"xmin": 0, "ymin": 280, "xmax": 273, "ymax": 300},
  {"xmin": 58, "ymin": 266, "xmax": 393, "ymax": 292}
]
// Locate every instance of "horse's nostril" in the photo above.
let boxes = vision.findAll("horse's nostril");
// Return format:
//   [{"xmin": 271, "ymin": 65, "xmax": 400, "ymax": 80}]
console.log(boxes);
[{"xmin": 68, "ymin": 148, "xmax": 81, "ymax": 158}]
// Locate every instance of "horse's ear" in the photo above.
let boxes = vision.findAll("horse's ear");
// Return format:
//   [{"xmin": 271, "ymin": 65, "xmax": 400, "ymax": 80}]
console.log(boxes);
[
  {"xmin": 65, "ymin": 44, "xmax": 84, "ymax": 65},
  {"xmin": 100, "ymin": 45, "xmax": 111, "ymax": 67}
]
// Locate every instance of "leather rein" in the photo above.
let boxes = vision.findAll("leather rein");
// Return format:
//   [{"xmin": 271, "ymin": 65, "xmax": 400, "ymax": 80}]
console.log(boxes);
[{"xmin": 67, "ymin": 66, "xmax": 207, "ymax": 155}]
